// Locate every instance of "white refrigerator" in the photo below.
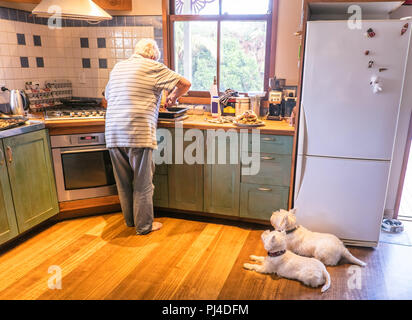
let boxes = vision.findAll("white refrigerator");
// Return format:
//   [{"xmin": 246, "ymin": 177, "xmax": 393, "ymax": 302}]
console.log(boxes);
[{"xmin": 294, "ymin": 20, "xmax": 412, "ymax": 247}]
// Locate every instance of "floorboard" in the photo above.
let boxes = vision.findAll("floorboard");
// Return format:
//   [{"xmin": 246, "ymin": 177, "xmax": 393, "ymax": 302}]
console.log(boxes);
[{"xmin": 0, "ymin": 213, "xmax": 411, "ymax": 300}]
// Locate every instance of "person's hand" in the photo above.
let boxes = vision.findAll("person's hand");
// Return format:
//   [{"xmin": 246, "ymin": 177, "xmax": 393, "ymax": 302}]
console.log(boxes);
[{"xmin": 165, "ymin": 94, "xmax": 177, "ymax": 108}]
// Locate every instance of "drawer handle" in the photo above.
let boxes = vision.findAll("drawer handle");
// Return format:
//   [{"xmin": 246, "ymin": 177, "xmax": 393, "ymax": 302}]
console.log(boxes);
[
  {"xmin": 261, "ymin": 156, "xmax": 275, "ymax": 161},
  {"xmin": 257, "ymin": 187, "xmax": 272, "ymax": 192},
  {"xmin": 262, "ymin": 137, "xmax": 276, "ymax": 141},
  {"xmin": 0, "ymin": 149, "xmax": 4, "ymax": 166},
  {"xmin": 6, "ymin": 146, "xmax": 12, "ymax": 164}
]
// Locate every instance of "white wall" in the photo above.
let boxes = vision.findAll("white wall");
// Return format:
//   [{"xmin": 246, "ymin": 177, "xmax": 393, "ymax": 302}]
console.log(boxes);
[{"xmin": 274, "ymin": 0, "xmax": 302, "ymax": 86}]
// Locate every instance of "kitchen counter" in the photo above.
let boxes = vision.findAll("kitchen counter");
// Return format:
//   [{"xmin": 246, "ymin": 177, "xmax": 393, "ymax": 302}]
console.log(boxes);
[
  {"xmin": 0, "ymin": 121, "xmax": 45, "ymax": 139},
  {"xmin": 38, "ymin": 114, "xmax": 295, "ymax": 136},
  {"xmin": 158, "ymin": 115, "xmax": 295, "ymax": 135}
]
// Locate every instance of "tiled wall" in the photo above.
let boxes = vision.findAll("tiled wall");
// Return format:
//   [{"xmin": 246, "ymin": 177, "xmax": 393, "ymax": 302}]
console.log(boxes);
[{"xmin": 0, "ymin": 6, "xmax": 163, "ymax": 111}]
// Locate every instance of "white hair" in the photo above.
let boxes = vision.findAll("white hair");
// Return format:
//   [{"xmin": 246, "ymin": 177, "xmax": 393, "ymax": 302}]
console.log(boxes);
[{"xmin": 134, "ymin": 38, "xmax": 161, "ymax": 61}]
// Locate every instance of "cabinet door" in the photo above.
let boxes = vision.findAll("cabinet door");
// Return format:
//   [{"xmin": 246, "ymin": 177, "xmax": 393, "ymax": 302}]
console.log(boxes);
[
  {"xmin": 0, "ymin": 141, "xmax": 19, "ymax": 245},
  {"xmin": 4, "ymin": 130, "xmax": 59, "ymax": 232},
  {"xmin": 167, "ymin": 128, "xmax": 204, "ymax": 211},
  {"xmin": 204, "ymin": 136, "xmax": 240, "ymax": 216},
  {"xmin": 153, "ymin": 174, "xmax": 169, "ymax": 208},
  {"xmin": 168, "ymin": 163, "xmax": 204, "ymax": 211},
  {"xmin": 240, "ymin": 183, "xmax": 289, "ymax": 221},
  {"xmin": 93, "ymin": 0, "xmax": 132, "ymax": 10}
]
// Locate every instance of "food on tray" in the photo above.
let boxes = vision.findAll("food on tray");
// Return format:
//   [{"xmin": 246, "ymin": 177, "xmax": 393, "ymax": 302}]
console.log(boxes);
[
  {"xmin": 207, "ymin": 116, "xmax": 234, "ymax": 124},
  {"xmin": 235, "ymin": 110, "xmax": 260, "ymax": 124}
]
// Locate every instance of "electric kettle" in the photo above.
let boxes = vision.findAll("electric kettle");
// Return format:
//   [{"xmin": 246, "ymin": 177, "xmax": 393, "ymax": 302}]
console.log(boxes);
[{"xmin": 9, "ymin": 90, "xmax": 29, "ymax": 116}]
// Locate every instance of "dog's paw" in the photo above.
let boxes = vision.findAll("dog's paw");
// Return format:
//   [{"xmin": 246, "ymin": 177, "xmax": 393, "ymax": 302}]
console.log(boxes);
[{"xmin": 243, "ymin": 263, "xmax": 254, "ymax": 270}]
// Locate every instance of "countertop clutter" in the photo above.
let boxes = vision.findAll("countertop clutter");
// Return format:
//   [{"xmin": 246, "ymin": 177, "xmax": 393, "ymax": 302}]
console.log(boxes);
[
  {"xmin": 0, "ymin": 121, "xmax": 45, "ymax": 139},
  {"xmin": 37, "ymin": 113, "xmax": 295, "ymax": 136}
]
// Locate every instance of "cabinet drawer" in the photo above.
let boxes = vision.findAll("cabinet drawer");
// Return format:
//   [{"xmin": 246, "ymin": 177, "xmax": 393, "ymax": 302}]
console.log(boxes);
[
  {"xmin": 241, "ymin": 153, "xmax": 291, "ymax": 186},
  {"xmin": 240, "ymin": 183, "xmax": 289, "ymax": 221},
  {"xmin": 245, "ymin": 134, "xmax": 293, "ymax": 155}
]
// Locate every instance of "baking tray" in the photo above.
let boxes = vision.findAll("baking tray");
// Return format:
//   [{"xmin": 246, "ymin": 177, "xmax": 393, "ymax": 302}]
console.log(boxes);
[
  {"xmin": 0, "ymin": 116, "xmax": 28, "ymax": 131},
  {"xmin": 158, "ymin": 107, "xmax": 188, "ymax": 119}
]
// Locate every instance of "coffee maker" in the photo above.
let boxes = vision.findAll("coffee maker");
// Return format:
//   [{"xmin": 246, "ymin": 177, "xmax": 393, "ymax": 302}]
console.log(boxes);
[
  {"xmin": 267, "ymin": 78, "xmax": 285, "ymax": 121},
  {"xmin": 268, "ymin": 90, "xmax": 283, "ymax": 120}
]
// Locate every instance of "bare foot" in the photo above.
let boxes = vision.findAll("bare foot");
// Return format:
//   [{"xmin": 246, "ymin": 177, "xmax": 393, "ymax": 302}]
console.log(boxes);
[{"xmin": 152, "ymin": 221, "xmax": 163, "ymax": 232}]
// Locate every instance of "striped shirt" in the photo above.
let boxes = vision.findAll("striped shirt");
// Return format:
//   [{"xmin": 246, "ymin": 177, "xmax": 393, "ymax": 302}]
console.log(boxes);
[{"xmin": 104, "ymin": 54, "xmax": 181, "ymax": 149}]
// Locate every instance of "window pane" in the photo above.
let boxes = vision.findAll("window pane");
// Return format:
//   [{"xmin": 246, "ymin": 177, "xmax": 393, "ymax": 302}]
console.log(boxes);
[
  {"xmin": 174, "ymin": 21, "xmax": 217, "ymax": 91},
  {"xmin": 222, "ymin": 0, "xmax": 269, "ymax": 15},
  {"xmin": 220, "ymin": 21, "xmax": 267, "ymax": 93},
  {"xmin": 174, "ymin": 0, "xmax": 219, "ymax": 15}
]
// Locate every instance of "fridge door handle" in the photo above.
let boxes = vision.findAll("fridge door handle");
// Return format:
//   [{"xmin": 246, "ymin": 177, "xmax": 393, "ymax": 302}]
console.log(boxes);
[
  {"xmin": 294, "ymin": 104, "xmax": 308, "ymax": 202},
  {"xmin": 297, "ymin": 103, "xmax": 308, "ymax": 157},
  {"xmin": 294, "ymin": 155, "xmax": 307, "ymax": 203}
]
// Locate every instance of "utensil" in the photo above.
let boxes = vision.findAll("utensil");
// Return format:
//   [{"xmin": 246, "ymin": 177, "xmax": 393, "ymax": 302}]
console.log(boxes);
[{"xmin": 158, "ymin": 107, "xmax": 188, "ymax": 119}]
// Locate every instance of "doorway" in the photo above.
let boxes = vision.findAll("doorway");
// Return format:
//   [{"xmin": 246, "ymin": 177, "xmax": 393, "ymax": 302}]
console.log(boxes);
[
  {"xmin": 399, "ymin": 144, "xmax": 412, "ymax": 220},
  {"xmin": 396, "ymin": 114, "xmax": 412, "ymax": 221}
]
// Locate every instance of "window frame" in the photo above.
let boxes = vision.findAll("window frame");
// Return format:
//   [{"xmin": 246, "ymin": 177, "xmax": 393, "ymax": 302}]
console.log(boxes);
[{"xmin": 162, "ymin": 0, "xmax": 278, "ymax": 99}]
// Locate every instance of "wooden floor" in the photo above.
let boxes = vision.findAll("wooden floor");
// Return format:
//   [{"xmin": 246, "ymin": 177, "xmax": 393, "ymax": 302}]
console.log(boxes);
[{"xmin": 0, "ymin": 212, "xmax": 412, "ymax": 300}]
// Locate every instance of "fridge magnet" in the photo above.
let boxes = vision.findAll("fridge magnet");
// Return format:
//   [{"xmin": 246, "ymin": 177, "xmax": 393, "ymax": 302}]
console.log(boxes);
[
  {"xmin": 368, "ymin": 60, "xmax": 374, "ymax": 68},
  {"xmin": 366, "ymin": 28, "xmax": 376, "ymax": 38},
  {"xmin": 364, "ymin": 50, "xmax": 370, "ymax": 56},
  {"xmin": 401, "ymin": 23, "xmax": 409, "ymax": 36},
  {"xmin": 370, "ymin": 75, "xmax": 382, "ymax": 94},
  {"xmin": 379, "ymin": 68, "xmax": 388, "ymax": 72}
]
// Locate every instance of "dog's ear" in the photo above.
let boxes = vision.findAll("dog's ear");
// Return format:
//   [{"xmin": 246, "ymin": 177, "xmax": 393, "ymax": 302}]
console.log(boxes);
[
  {"xmin": 261, "ymin": 230, "xmax": 270, "ymax": 240},
  {"xmin": 287, "ymin": 214, "xmax": 297, "ymax": 228},
  {"xmin": 270, "ymin": 233, "xmax": 277, "ymax": 245},
  {"xmin": 290, "ymin": 208, "xmax": 297, "ymax": 215}
]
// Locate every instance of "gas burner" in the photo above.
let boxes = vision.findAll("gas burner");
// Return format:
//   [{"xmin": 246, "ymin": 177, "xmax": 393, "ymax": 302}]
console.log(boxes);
[{"xmin": 45, "ymin": 106, "xmax": 106, "ymax": 121}]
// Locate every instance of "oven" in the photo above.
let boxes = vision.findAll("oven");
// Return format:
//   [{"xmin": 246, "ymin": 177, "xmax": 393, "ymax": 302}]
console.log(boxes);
[{"xmin": 50, "ymin": 133, "xmax": 117, "ymax": 202}]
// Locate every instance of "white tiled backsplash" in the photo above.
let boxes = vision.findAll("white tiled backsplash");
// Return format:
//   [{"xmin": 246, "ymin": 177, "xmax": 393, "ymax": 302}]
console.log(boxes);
[{"xmin": 0, "ymin": 17, "xmax": 159, "ymax": 106}]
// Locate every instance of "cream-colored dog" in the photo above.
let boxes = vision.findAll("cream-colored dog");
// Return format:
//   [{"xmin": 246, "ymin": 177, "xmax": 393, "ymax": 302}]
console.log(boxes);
[
  {"xmin": 244, "ymin": 230, "xmax": 331, "ymax": 293},
  {"xmin": 270, "ymin": 209, "xmax": 367, "ymax": 267}
]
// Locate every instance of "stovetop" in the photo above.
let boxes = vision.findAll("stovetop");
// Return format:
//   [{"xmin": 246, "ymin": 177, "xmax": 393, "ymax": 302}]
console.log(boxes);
[{"xmin": 44, "ymin": 106, "xmax": 106, "ymax": 121}]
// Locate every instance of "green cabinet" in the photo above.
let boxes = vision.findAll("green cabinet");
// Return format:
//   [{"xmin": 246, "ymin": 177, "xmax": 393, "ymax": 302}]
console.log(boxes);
[
  {"xmin": 3, "ymin": 130, "xmax": 59, "ymax": 233},
  {"xmin": 240, "ymin": 183, "xmax": 289, "ymax": 221},
  {"xmin": 153, "ymin": 170, "xmax": 168, "ymax": 208},
  {"xmin": 168, "ymin": 163, "xmax": 203, "ymax": 211},
  {"xmin": 153, "ymin": 128, "xmax": 292, "ymax": 223},
  {"xmin": 0, "ymin": 140, "xmax": 19, "ymax": 245},
  {"xmin": 241, "ymin": 153, "xmax": 291, "ymax": 186},
  {"xmin": 204, "ymin": 136, "xmax": 240, "ymax": 216},
  {"xmin": 167, "ymin": 129, "xmax": 204, "ymax": 211}
]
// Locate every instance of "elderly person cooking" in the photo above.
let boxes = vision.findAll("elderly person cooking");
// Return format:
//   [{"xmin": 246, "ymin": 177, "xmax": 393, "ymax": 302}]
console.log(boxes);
[{"xmin": 104, "ymin": 38, "xmax": 191, "ymax": 235}]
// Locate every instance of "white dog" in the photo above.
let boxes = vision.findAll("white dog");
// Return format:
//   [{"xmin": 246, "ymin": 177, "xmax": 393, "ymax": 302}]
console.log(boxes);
[
  {"xmin": 270, "ymin": 209, "xmax": 367, "ymax": 267},
  {"xmin": 244, "ymin": 230, "xmax": 331, "ymax": 293}
]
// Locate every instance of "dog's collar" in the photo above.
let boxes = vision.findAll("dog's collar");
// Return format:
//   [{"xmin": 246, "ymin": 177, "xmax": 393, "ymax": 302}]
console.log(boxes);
[
  {"xmin": 286, "ymin": 226, "xmax": 299, "ymax": 234},
  {"xmin": 267, "ymin": 250, "xmax": 286, "ymax": 257}
]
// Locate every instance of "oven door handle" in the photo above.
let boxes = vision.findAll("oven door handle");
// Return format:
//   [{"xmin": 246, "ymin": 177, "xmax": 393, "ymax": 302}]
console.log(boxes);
[{"xmin": 60, "ymin": 148, "xmax": 109, "ymax": 155}]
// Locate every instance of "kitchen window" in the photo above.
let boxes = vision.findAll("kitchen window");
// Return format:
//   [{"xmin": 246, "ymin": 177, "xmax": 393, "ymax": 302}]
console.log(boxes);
[{"xmin": 164, "ymin": 0, "xmax": 277, "ymax": 96}]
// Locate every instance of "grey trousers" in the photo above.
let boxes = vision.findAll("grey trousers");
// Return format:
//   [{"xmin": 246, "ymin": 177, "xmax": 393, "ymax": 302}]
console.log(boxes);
[{"xmin": 109, "ymin": 147, "xmax": 155, "ymax": 235}]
